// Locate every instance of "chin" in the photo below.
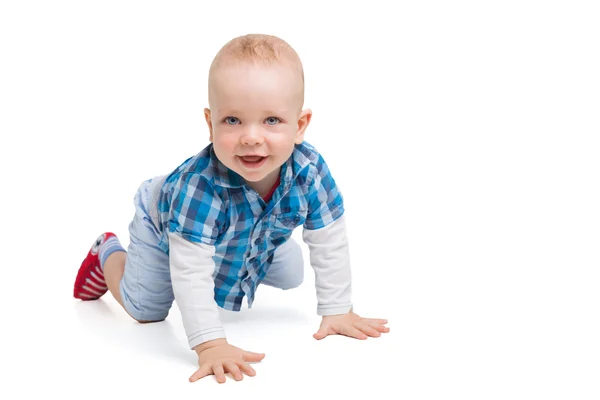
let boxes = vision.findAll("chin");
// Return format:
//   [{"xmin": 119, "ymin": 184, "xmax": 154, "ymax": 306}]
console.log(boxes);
[{"xmin": 240, "ymin": 171, "xmax": 268, "ymax": 182}]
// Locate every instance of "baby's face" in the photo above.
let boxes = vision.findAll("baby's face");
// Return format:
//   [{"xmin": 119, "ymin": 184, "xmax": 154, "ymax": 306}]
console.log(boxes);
[{"xmin": 205, "ymin": 62, "xmax": 310, "ymax": 186}]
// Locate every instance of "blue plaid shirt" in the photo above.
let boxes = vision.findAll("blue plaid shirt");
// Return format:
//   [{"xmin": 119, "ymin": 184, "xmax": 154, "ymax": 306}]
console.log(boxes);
[{"xmin": 155, "ymin": 142, "xmax": 344, "ymax": 311}]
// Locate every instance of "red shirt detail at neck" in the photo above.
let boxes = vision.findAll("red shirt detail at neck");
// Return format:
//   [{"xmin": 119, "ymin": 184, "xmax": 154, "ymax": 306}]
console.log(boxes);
[{"xmin": 262, "ymin": 175, "xmax": 281, "ymax": 203}]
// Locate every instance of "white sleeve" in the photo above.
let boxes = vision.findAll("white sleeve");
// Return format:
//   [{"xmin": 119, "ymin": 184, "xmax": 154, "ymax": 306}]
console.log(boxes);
[
  {"xmin": 168, "ymin": 232, "xmax": 225, "ymax": 350},
  {"xmin": 301, "ymin": 214, "xmax": 353, "ymax": 316}
]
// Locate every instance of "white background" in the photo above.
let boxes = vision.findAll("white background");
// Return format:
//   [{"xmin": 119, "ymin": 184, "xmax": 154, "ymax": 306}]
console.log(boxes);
[{"xmin": 1, "ymin": 1, "xmax": 599, "ymax": 399}]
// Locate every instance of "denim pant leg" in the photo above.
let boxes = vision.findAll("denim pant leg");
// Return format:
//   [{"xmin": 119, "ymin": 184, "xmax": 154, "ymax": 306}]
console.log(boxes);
[
  {"xmin": 261, "ymin": 237, "xmax": 304, "ymax": 290},
  {"xmin": 119, "ymin": 178, "xmax": 174, "ymax": 321}
]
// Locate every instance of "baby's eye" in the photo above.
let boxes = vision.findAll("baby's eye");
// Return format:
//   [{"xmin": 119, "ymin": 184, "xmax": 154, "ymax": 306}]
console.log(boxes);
[
  {"xmin": 265, "ymin": 117, "xmax": 281, "ymax": 126},
  {"xmin": 224, "ymin": 116, "xmax": 240, "ymax": 125}
]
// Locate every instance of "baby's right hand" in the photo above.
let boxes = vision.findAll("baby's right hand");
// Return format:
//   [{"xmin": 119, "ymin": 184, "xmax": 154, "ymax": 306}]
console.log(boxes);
[{"xmin": 190, "ymin": 338, "xmax": 265, "ymax": 383}]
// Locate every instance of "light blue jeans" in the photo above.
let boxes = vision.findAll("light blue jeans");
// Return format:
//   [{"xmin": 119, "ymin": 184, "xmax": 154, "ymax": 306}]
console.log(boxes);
[{"xmin": 119, "ymin": 177, "xmax": 304, "ymax": 322}]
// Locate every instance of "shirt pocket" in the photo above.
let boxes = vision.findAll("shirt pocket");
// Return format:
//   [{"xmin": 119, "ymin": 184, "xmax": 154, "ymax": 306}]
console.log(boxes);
[{"xmin": 270, "ymin": 211, "xmax": 307, "ymax": 244}]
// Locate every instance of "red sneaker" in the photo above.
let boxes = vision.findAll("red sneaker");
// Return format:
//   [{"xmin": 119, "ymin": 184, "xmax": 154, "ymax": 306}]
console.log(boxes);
[{"xmin": 73, "ymin": 232, "xmax": 116, "ymax": 300}]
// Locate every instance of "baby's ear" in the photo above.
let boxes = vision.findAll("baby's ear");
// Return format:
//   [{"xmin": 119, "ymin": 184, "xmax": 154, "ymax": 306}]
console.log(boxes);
[
  {"xmin": 295, "ymin": 108, "xmax": 312, "ymax": 144},
  {"xmin": 204, "ymin": 108, "xmax": 213, "ymax": 141}
]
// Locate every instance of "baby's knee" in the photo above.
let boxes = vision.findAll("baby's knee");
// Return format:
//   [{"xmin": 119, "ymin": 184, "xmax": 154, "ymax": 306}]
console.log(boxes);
[
  {"xmin": 264, "ymin": 238, "xmax": 306, "ymax": 290},
  {"xmin": 281, "ymin": 254, "xmax": 304, "ymax": 290},
  {"xmin": 281, "ymin": 270, "xmax": 303, "ymax": 290},
  {"xmin": 124, "ymin": 308, "xmax": 167, "ymax": 324}
]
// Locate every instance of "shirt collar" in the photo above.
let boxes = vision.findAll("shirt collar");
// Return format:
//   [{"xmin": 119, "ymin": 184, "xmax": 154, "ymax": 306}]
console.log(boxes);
[
  {"xmin": 210, "ymin": 145, "xmax": 245, "ymax": 188},
  {"xmin": 281, "ymin": 143, "xmax": 312, "ymax": 188}
]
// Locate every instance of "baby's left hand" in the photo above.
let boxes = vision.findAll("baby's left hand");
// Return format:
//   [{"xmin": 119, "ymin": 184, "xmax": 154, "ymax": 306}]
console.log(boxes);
[{"xmin": 313, "ymin": 311, "xmax": 390, "ymax": 340}]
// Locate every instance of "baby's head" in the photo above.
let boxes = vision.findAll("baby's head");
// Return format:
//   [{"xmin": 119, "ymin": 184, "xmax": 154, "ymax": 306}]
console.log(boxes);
[{"xmin": 204, "ymin": 34, "xmax": 311, "ymax": 189}]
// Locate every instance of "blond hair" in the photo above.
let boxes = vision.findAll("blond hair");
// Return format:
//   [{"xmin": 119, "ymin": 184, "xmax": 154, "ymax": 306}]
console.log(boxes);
[{"xmin": 209, "ymin": 33, "xmax": 305, "ymax": 87}]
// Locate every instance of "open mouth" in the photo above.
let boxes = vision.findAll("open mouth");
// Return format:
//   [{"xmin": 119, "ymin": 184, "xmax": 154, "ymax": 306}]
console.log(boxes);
[{"xmin": 238, "ymin": 155, "xmax": 268, "ymax": 169}]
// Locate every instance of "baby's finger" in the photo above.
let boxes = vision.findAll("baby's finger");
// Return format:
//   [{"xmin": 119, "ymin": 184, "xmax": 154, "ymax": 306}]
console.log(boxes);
[
  {"xmin": 224, "ymin": 361, "xmax": 243, "ymax": 381},
  {"xmin": 365, "ymin": 320, "xmax": 391, "ymax": 333},
  {"xmin": 237, "ymin": 361, "xmax": 257, "ymax": 377},
  {"xmin": 356, "ymin": 321, "xmax": 381, "ymax": 337},
  {"xmin": 313, "ymin": 325, "xmax": 329, "ymax": 340},
  {"xmin": 242, "ymin": 351, "xmax": 266, "ymax": 363},
  {"xmin": 363, "ymin": 318, "xmax": 388, "ymax": 325},
  {"xmin": 339, "ymin": 324, "xmax": 368, "ymax": 340},
  {"xmin": 213, "ymin": 364, "xmax": 227, "ymax": 384},
  {"xmin": 189, "ymin": 365, "xmax": 212, "ymax": 382}
]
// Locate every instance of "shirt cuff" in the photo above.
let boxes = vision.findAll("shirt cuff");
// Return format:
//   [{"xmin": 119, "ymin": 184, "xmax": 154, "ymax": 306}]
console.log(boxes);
[
  {"xmin": 188, "ymin": 326, "xmax": 227, "ymax": 350},
  {"xmin": 317, "ymin": 303, "xmax": 353, "ymax": 316}
]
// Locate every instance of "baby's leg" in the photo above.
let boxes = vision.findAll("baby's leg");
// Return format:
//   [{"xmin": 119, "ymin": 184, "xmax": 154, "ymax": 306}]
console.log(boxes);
[
  {"xmin": 74, "ymin": 177, "xmax": 173, "ymax": 323},
  {"xmin": 103, "ymin": 250, "xmax": 127, "ymax": 307},
  {"xmin": 74, "ymin": 224, "xmax": 173, "ymax": 323},
  {"xmin": 261, "ymin": 237, "xmax": 304, "ymax": 289},
  {"xmin": 116, "ymin": 215, "xmax": 174, "ymax": 323},
  {"xmin": 104, "ymin": 252, "xmax": 162, "ymax": 324}
]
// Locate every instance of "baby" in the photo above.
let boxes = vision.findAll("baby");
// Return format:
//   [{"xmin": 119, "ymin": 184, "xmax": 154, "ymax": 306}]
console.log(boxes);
[{"xmin": 73, "ymin": 33, "xmax": 389, "ymax": 383}]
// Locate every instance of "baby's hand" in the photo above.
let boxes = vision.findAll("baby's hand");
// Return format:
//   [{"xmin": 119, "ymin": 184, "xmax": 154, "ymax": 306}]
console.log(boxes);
[
  {"xmin": 190, "ymin": 338, "xmax": 265, "ymax": 383},
  {"xmin": 313, "ymin": 311, "xmax": 390, "ymax": 340}
]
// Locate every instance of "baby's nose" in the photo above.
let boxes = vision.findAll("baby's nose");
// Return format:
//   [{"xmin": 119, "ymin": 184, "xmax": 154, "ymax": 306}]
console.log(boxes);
[{"xmin": 241, "ymin": 128, "xmax": 264, "ymax": 145}]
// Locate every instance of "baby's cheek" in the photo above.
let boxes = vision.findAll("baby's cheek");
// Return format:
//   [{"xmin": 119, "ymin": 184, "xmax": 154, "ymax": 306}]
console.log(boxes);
[
  {"xmin": 272, "ymin": 132, "xmax": 296, "ymax": 150},
  {"xmin": 214, "ymin": 135, "xmax": 237, "ymax": 152}
]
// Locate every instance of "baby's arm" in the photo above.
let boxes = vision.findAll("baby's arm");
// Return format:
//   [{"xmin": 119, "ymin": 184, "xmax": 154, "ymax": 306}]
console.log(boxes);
[
  {"xmin": 169, "ymin": 232, "xmax": 224, "ymax": 348},
  {"xmin": 303, "ymin": 215, "xmax": 389, "ymax": 340},
  {"xmin": 169, "ymin": 233, "xmax": 264, "ymax": 383},
  {"xmin": 302, "ymin": 214, "xmax": 353, "ymax": 316}
]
